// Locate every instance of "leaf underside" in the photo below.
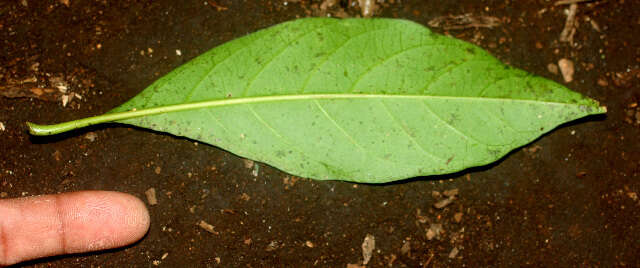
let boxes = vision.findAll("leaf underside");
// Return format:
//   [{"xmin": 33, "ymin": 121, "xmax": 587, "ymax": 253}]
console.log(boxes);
[{"xmin": 107, "ymin": 18, "xmax": 604, "ymax": 183}]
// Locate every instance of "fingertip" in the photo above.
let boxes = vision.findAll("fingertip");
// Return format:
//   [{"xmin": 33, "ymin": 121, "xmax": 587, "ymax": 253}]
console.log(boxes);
[
  {"xmin": 114, "ymin": 191, "xmax": 151, "ymax": 244},
  {"xmin": 61, "ymin": 191, "xmax": 151, "ymax": 252}
]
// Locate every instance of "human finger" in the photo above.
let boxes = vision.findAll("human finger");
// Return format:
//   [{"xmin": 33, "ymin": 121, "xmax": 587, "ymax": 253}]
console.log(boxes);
[{"xmin": 0, "ymin": 191, "xmax": 150, "ymax": 266}]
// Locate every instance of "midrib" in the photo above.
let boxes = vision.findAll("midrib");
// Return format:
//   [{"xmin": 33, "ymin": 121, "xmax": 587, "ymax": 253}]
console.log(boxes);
[{"xmin": 27, "ymin": 93, "xmax": 602, "ymax": 136}]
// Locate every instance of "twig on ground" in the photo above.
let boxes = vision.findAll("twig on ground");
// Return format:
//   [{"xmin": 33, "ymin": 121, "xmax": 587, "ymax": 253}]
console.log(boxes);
[
  {"xmin": 559, "ymin": 3, "xmax": 578, "ymax": 43},
  {"xmin": 428, "ymin": 14, "xmax": 501, "ymax": 30},
  {"xmin": 206, "ymin": 0, "xmax": 228, "ymax": 11},
  {"xmin": 555, "ymin": 0, "xmax": 594, "ymax": 6}
]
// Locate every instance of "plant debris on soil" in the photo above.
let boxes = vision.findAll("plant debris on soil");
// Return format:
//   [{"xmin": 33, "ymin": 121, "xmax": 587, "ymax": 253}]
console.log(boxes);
[{"xmin": 1, "ymin": 0, "xmax": 639, "ymax": 267}]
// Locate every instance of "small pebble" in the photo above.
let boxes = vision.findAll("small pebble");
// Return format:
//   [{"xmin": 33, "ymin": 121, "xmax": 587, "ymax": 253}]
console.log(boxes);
[
  {"xmin": 448, "ymin": 247, "xmax": 459, "ymax": 258},
  {"xmin": 454, "ymin": 212, "xmax": 463, "ymax": 223},
  {"xmin": 358, "ymin": 0, "xmax": 377, "ymax": 17},
  {"xmin": 243, "ymin": 159, "xmax": 254, "ymax": 169},
  {"xmin": 547, "ymin": 63, "xmax": 559, "ymax": 75},
  {"xmin": 558, "ymin": 58, "xmax": 574, "ymax": 82},
  {"xmin": 84, "ymin": 132, "xmax": 97, "ymax": 142},
  {"xmin": 145, "ymin": 188, "xmax": 158, "ymax": 205},
  {"xmin": 597, "ymin": 78, "xmax": 608, "ymax": 87},
  {"xmin": 265, "ymin": 241, "xmax": 281, "ymax": 251}
]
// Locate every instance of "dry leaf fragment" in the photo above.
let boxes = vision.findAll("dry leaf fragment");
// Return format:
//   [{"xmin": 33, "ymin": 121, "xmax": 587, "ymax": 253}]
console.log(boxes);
[
  {"xmin": 0, "ymin": 83, "xmax": 61, "ymax": 101},
  {"xmin": 320, "ymin": 0, "xmax": 337, "ymax": 10},
  {"xmin": 443, "ymin": 188, "xmax": 459, "ymax": 197},
  {"xmin": 400, "ymin": 241, "xmax": 411, "ymax": 255},
  {"xmin": 426, "ymin": 223, "xmax": 443, "ymax": 240},
  {"xmin": 434, "ymin": 196, "xmax": 455, "ymax": 209},
  {"xmin": 61, "ymin": 94, "xmax": 70, "ymax": 107},
  {"xmin": 49, "ymin": 76, "xmax": 68, "ymax": 93},
  {"xmin": 362, "ymin": 234, "xmax": 375, "ymax": 265},
  {"xmin": 56, "ymin": 84, "xmax": 68, "ymax": 92},
  {"xmin": 198, "ymin": 220, "xmax": 219, "ymax": 234},
  {"xmin": 426, "ymin": 229, "xmax": 436, "ymax": 240},
  {"xmin": 30, "ymin": 88, "xmax": 43, "ymax": 96}
]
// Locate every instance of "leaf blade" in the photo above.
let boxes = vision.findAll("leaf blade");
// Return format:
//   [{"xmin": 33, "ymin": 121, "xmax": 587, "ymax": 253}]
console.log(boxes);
[{"xmin": 29, "ymin": 18, "xmax": 606, "ymax": 183}]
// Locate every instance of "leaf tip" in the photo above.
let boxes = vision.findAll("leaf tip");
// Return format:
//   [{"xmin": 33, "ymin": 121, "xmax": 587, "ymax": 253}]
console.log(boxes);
[{"xmin": 600, "ymin": 105, "xmax": 608, "ymax": 113}]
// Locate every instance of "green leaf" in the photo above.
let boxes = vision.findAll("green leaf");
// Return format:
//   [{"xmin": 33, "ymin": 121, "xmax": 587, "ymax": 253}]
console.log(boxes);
[{"xmin": 27, "ymin": 18, "xmax": 606, "ymax": 183}]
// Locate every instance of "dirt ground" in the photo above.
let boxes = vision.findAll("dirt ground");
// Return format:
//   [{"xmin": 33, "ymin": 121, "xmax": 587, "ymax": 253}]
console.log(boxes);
[{"xmin": 1, "ymin": 0, "xmax": 639, "ymax": 267}]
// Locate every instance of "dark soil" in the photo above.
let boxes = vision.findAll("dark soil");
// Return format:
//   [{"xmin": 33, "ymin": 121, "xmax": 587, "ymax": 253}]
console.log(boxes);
[{"xmin": 1, "ymin": 0, "xmax": 639, "ymax": 267}]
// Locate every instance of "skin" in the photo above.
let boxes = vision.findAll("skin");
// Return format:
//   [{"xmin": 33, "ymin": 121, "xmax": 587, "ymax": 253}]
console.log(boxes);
[{"xmin": 0, "ymin": 191, "xmax": 150, "ymax": 266}]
